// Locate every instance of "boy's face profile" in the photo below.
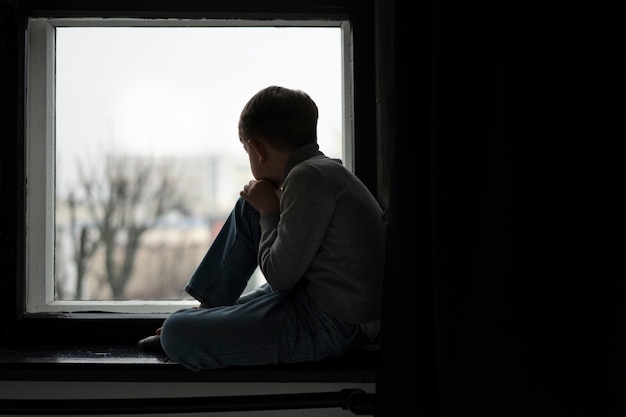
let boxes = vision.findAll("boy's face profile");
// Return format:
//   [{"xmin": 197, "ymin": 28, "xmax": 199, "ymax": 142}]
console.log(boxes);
[
  {"xmin": 241, "ymin": 135, "xmax": 289, "ymax": 190},
  {"xmin": 242, "ymin": 137, "xmax": 263, "ymax": 181}
]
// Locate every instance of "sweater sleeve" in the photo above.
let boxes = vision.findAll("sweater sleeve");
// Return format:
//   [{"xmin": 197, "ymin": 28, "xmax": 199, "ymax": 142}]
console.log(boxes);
[{"xmin": 257, "ymin": 163, "xmax": 334, "ymax": 291}]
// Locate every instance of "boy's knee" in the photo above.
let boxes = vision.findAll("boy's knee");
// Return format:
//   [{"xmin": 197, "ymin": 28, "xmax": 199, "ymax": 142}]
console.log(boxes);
[
  {"xmin": 159, "ymin": 310, "xmax": 191, "ymax": 361},
  {"xmin": 160, "ymin": 309, "xmax": 221, "ymax": 371}
]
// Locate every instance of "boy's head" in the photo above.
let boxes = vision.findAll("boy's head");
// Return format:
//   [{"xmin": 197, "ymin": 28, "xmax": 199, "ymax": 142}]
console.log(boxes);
[{"xmin": 238, "ymin": 86, "xmax": 318, "ymax": 152}]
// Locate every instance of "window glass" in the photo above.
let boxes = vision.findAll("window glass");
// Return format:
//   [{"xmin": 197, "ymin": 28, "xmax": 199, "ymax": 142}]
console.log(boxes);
[{"xmin": 52, "ymin": 25, "xmax": 344, "ymax": 304}]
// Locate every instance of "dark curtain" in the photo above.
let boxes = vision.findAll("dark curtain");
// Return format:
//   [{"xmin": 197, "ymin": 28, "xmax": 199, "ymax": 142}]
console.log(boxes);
[{"xmin": 377, "ymin": 1, "xmax": 624, "ymax": 416}]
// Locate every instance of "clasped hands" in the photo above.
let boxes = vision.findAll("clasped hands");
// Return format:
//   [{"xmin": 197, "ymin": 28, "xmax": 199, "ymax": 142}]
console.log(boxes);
[{"xmin": 240, "ymin": 179, "xmax": 281, "ymax": 216}]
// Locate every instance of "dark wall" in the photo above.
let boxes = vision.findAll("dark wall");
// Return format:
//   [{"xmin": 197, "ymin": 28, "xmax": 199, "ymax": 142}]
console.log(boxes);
[
  {"xmin": 377, "ymin": 1, "xmax": 624, "ymax": 416},
  {"xmin": 0, "ymin": 0, "xmax": 22, "ymax": 337}
]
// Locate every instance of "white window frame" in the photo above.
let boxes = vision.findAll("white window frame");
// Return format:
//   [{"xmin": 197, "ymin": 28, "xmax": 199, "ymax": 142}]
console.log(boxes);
[{"xmin": 25, "ymin": 17, "xmax": 354, "ymax": 314}]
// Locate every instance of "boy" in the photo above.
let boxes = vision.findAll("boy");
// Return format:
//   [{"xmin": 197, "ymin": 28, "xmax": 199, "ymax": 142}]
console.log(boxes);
[{"xmin": 139, "ymin": 86, "xmax": 386, "ymax": 371}]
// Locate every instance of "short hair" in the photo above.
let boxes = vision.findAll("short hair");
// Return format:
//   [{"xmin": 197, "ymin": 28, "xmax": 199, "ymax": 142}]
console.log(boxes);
[{"xmin": 238, "ymin": 86, "xmax": 318, "ymax": 151}]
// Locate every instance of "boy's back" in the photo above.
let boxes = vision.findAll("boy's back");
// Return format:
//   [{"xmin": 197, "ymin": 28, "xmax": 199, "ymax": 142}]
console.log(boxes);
[{"xmin": 261, "ymin": 148, "xmax": 385, "ymax": 325}]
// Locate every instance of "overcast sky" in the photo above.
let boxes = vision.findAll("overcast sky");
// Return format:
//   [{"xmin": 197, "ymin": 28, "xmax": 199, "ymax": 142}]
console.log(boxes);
[{"xmin": 55, "ymin": 26, "xmax": 344, "ymax": 192}]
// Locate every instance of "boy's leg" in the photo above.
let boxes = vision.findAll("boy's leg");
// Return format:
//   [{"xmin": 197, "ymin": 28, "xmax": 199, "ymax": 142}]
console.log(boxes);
[
  {"xmin": 160, "ymin": 284, "xmax": 369, "ymax": 371},
  {"xmin": 139, "ymin": 197, "xmax": 261, "ymax": 350},
  {"xmin": 184, "ymin": 197, "xmax": 261, "ymax": 307},
  {"xmin": 235, "ymin": 282, "xmax": 273, "ymax": 304}
]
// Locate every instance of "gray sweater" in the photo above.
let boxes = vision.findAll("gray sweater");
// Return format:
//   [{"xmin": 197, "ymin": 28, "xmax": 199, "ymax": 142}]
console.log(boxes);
[{"xmin": 258, "ymin": 143, "xmax": 386, "ymax": 325}]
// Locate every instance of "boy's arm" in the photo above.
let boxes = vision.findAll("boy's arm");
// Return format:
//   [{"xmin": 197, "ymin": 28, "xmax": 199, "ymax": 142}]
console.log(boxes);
[{"xmin": 257, "ymin": 166, "xmax": 333, "ymax": 291}]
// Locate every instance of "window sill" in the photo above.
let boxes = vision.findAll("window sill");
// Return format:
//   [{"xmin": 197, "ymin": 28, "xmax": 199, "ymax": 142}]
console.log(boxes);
[{"xmin": 0, "ymin": 344, "xmax": 379, "ymax": 383}]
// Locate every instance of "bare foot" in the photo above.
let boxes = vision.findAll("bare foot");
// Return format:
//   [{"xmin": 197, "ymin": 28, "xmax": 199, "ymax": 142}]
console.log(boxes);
[{"xmin": 138, "ymin": 333, "xmax": 163, "ymax": 351}]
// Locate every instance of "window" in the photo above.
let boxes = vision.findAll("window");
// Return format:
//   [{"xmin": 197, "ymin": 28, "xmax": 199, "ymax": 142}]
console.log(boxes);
[
  {"xmin": 26, "ymin": 18, "xmax": 351, "ymax": 314},
  {"xmin": 2, "ymin": 1, "xmax": 377, "ymax": 345}
]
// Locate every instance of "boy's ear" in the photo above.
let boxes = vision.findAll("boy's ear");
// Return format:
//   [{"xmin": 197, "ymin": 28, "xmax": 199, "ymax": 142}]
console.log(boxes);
[{"xmin": 247, "ymin": 139, "xmax": 267, "ymax": 163}]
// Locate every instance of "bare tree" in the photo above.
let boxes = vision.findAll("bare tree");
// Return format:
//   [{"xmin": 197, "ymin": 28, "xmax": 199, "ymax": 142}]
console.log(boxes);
[
  {"xmin": 67, "ymin": 192, "xmax": 100, "ymax": 299},
  {"xmin": 70, "ymin": 153, "xmax": 182, "ymax": 299}
]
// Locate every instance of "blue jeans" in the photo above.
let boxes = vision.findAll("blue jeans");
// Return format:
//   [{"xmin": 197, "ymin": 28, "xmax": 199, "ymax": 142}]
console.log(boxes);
[{"xmin": 160, "ymin": 197, "xmax": 368, "ymax": 371}]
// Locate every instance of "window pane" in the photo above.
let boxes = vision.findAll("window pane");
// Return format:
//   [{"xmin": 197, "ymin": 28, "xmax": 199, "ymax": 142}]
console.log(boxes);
[{"xmin": 54, "ymin": 26, "xmax": 343, "ymax": 301}]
